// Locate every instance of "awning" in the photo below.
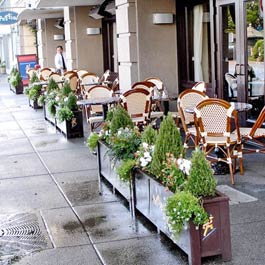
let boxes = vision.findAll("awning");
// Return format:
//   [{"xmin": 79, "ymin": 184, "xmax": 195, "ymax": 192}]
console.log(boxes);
[
  {"xmin": 18, "ymin": 8, "xmax": 63, "ymax": 20},
  {"xmin": 36, "ymin": 0, "xmax": 105, "ymax": 8}
]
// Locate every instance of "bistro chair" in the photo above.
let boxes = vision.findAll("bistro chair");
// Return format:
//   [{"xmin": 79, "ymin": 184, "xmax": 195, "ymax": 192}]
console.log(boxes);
[
  {"xmin": 26, "ymin": 68, "xmax": 37, "ymax": 80},
  {"xmin": 192, "ymin": 81, "xmax": 206, "ymax": 93},
  {"xmin": 177, "ymin": 89, "xmax": 208, "ymax": 148},
  {"xmin": 132, "ymin": 81, "xmax": 164, "ymax": 123},
  {"xmin": 64, "ymin": 71, "xmax": 78, "ymax": 79},
  {"xmin": 120, "ymin": 88, "xmax": 151, "ymax": 126},
  {"xmin": 77, "ymin": 69, "xmax": 89, "ymax": 79},
  {"xmin": 85, "ymin": 85, "xmax": 113, "ymax": 132},
  {"xmin": 40, "ymin": 68, "xmax": 53, "ymax": 81},
  {"xmin": 80, "ymin": 73, "xmax": 100, "ymax": 97},
  {"xmin": 67, "ymin": 73, "xmax": 79, "ymax": 94},
  {"xmin": 238, "ymin": 106, "xmax": 265, "ymax": 154},
  {"xmin": 49, "ymin": 72, "xmax": 64, "ymax": 88},
  {"xmin": 194, "ymin": 98, "xmax": 243, "ymax": 185}
]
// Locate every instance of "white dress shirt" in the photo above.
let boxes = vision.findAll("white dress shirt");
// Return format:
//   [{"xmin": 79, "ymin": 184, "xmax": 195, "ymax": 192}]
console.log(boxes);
[{"xmin": 54, "ymin": 52, "xmax": 66, "ymax": 72}]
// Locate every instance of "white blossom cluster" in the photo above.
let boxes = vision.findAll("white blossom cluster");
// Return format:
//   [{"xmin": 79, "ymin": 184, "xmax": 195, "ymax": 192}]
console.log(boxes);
[{"xmin": 137, "ymin": 142, "xmax": 154, "ymax": 167}]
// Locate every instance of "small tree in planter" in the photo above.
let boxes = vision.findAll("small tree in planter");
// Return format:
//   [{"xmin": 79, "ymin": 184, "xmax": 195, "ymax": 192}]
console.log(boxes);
[
  {"xmin": 9, "ymin": 68, "xmax": 23, "ymax": 94},
  {"xmin": 25, "ymin": 72, "xmax": 42, "ymax": 109}
]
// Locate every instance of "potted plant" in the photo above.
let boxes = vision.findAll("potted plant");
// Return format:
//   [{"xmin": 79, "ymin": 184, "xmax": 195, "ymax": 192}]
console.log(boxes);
[
  {"xmin": 9, "ymin": 68, "xmax": 23, "ymax": 94},
  {"xmin": 88, "ymin": 105, "xmax": 139, "ymax": 202},
  {"xmin": 54, "ymin": 82, "xmax": 84, "ymax": 138},
  {"xmin": 133, "ymin": 114, "xmax": 231, "ymax": 265},
  {"xmin": 25, "ymin": 72, "xmax": 42, "ymax": 109}
]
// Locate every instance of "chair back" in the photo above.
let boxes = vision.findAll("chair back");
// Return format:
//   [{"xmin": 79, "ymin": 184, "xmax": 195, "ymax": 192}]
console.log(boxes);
[
  {"xmin": 49, "ymin": 72, "xmax": 63, "ymax": 83},
  {"xmin": 249, "ymin": 106, "xmax": 265, "ymax": 137},
  {"xmin": 194, "ymin": 98, "xmax": 240, "ymax": 141},
  {"xmin": 80, "ymin": 73, "xmax": 100, "ymax": 96},
  {"xmin": 27, "ymin": 68, "xmax": 37, "ymax": 79},
  {"xmin": 40, "ymin": 68, "xmax": 53, "ymax": 81},
  {"xmin": 192, "ymin": 81, "xmax": 206, "ymax": 93},
  {"xmin": 132, "ymin": 81, "xmax": 155, "ymax": 94},
  {"xmin": 68, "ymin": 74, "xmax": 78, "ymax": 93},
  {"xmin": 145, "ymin": 77, "xmax": 164, "ymax": 91},
  {"xmin": 86, "ymin": 85, "xmax": 113, "ymax": 113},
  {"xmin": 77, "ymin": 70, "xmax": 89, "ymax": 79},
  {"xmin": 225, "ymin": 73, "xmax": 237, "ymax": 98},
  {"xmin": 177, "ymin": 89, "xmax": 208, "ymax": 132},
  {"xmin": 99, "ymin": 69, "xmax": 110, "ymax": 83},
  {"xmin": 64, "ymin": 71, "xmax": 78, "ymax": 79},
  {"xmin": 120, "ymin": 88, "xmax": 151, "ymax": 123}
]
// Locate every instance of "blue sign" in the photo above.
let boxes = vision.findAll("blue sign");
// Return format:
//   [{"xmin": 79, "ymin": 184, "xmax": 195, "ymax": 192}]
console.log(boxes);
[{"xmin": 0, "ymin": 11, "xmax": 18, "ymax": 25}]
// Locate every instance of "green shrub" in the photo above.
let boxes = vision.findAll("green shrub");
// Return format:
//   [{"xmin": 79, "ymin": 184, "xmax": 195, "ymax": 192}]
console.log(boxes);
[
  {"xmin": 116, "ymin": 159, "xmax": 135, "ymax": 182},
  {"xmin": 57, "ymin": 106, "xmax": 74, "ymax": 122},
  {"xmin": 29, "ymin": 72, "xmax": 39, "ymax": 84},
  {"xmin": 61, "ymin": 82, "xmax": 72, "ymax": 96},
  {"xmin": 47, "ymin": 78, "xmax": 59, "ymax": 93},
  {"xmin": 11, "ymin": 72, "xmax": 22, "ymax": 87},
  {"xmin": 185, "ymin": 149, "xmax": 216, "ymax": 198},
  {"xmin": 48, "ymin": 99, "xmax": 57, "ymax": 116},
  {"xmin": 110, "ymin": 105, "xmax": 134, "ymax": 135},
  {"xmin": 38, "ymin": 95, "xmax": 46, "ymax": 106},
  {"xmin": 28, "ymin": 84, "xmax": 42, "ymax": 100},
  {"xmin": 141, "ymin": 124, "xmax": 157, "ymax": 145},
  {"xmin": 252, "ymin": 39, "xmax": 264, "ymax": 61},
  {"xmin": 150, "ymin": 114, "xmax": 183, "ymax": 177},
  {"xmin": 87, "ymin": 132, "xmax": 100, "ymax": 151}
]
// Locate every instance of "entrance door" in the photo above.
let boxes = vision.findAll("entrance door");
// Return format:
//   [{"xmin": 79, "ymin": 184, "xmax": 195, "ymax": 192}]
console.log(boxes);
[{"xmin": 216, "ymin": 0, "xmax": 264, "ymax": 119}]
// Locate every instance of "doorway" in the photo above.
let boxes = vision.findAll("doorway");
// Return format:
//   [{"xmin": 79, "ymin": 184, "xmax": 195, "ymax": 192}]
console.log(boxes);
[{"xmin": 216, "ymin": 0, "xmax": 264, "ymax": 119}]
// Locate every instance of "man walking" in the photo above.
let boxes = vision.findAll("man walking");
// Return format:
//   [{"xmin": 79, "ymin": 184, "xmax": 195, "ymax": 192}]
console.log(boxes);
[{"xmin": 55, "ymin": 45, "xmax": 67, "ymax": 74}]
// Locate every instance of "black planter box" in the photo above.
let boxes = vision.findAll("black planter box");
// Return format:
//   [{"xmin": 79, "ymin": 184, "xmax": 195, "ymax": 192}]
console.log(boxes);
[
  {"xmin": 56, "ymin": 110, "xmax": 84, "ymax": 139},
  {"xmin": 10, "ymin": 81, "xmax": 23, "ymax": 94},
  {"xmin": 97, "ymin": 140, "xmax": 132, "ymax": 202},
  {"xmin": 43, "ymin": 103, "xmax": 56, "ymax": 125},
  {"xmin": 133, "ymin": 168, "xmax": 232, "ymax": 265},
  {"xmin": 29, "ymin": 98, "xmax": 42, "ymax": 110}
]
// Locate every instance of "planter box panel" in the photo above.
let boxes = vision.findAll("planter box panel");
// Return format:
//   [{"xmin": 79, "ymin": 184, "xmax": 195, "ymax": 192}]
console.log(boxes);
[
  {"xmin": 44, "ymin": 103, "xmax": 56, "ymax": 125},
  {"xmin": 98, "ymin": 140, "xmax": 111, "ymax": 179},
  {"xmin": 29, "ymin": 98, "xmax": 42, "ymax": 110},
  {"xmin": 56, "ymin": 111, "xmax": 84, "ymax": 139}
]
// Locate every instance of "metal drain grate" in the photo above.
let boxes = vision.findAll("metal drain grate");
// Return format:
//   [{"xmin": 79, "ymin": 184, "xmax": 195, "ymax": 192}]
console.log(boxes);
[{"xmin": 0, "ymin": 213, "xmax": 47, "ymax": 265}]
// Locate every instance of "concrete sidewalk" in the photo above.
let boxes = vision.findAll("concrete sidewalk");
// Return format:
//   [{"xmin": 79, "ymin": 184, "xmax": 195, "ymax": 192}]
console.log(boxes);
[{"xmin": 0, "ymin": 74, "xmax": 265, "ymax": 265}]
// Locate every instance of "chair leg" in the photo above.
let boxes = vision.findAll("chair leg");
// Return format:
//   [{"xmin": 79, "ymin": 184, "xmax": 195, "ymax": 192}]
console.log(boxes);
[{"xmin": 227, "ymin": 149, "xmax": 235, "ymax": 185}]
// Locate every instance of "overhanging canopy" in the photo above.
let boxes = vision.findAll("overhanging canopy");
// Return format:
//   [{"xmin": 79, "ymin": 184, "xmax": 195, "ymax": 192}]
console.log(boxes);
[
  {"xmin": 18, "ymin": 8, "xmax": 63, "ymax": 20},
  {"xmin": 36, "ymin": 0, "xmax": 105, "ymax": 8}
]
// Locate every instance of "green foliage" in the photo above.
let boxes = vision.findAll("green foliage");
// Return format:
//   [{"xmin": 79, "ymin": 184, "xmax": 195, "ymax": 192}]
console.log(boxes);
[
  {"xmin": 29, "ymin": 72, "xmax": 39, "ymax": 84},
  {"xmin": 28, "ymin": 84, "xmax": 42, "ymax": 100},
  {"xmin": 38, "ymin": 94, "xmax": 46, "ymax": 106},
  {"xmin": 87, "ymin": 132, "xmax": 100, "ymax": 151},
  {"xmin": 141, "ymin": 124, "xmax": 157, "ymax": 145},
  {"xmin": 110, "ymin": 105, "xmax": 134, "ymax": 135},
  {"xmin": 160, "ymin": 154, "xmax": 186, "ymax": 192},
  {"xmin": 65, "ymin": 92, "xmax": 77, "ymax": 111},
  {"xmin": 10, "ymin": 72, "xmax": 22, "ymax": 87},
  {"xmin": 252, "ymin": 39, "xmax": 264, "ymax": 61},
  {"xmin": 110, "ymin": 127, "xmax": 141, "ymax": 160},
  {"xmin": 150, "ymin": 114, "xmax": 183, "ymax": 177},
  {"xmin": 48, "ymin": 99, "xmax": 57, "ymax": 116},
  {"xmin": 165, "ymin": 191, "xmax": 208, "ymax": 237},
  {"xmin": 185, "ymin": 149, "xmax": 216, "ymax": 198},
  {"xmin": 47, "ymin": 78, "xmax": 59, "ymax": 93},
  {"xmin": 61, "ymin": 82, "xmax": 72, "ymax": 97},
  {"xmin": 24, "ymin": 87, "xmax": 30, "ymax": 96},
  {"xmin": 57, "ymin": 106, "xmax": 74, "ymax": 122},
  {"xmin": 116, "ymin": 159, "xmax": 135, "ymax": 182},
  {"xmin": 246, "ymin": 1, "xmax": 263, "ymax": 30}
]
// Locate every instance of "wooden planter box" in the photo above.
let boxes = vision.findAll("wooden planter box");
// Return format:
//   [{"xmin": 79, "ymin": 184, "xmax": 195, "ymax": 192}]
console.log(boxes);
[
  {"xmin": 97, "ymin": 140, "xmax": 132, "ymax": 203},
  {"xmin": 43, "ymin": 103, "xmax": 56, "ymax": 125},
  {"xmin": 56, "ymin": 110, "xmax": 84, "ymax": 139},
  {"xmin": 133, "ymin": 168, "xmax": 232, "ymax": 265},
  {"xmin": 10, "ymin": 81, "xmax": 23, "ymax": 94},
  {"xmin": 29, "ymin": 98, "xmax": 42, "ymax": 110}
]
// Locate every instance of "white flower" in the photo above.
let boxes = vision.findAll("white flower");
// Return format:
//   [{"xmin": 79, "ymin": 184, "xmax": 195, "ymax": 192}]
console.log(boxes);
[
  {"xmin": 144, "ymin": 151, "xmax": 150, "ymax": 158},
  {"xmin": 177, "ymin": 158, "xmax": 192, "ymax": 175},
  {"xmin": 140, "ymin": 157, "xmax": 148, "ymax": 167},
  {"xmin": 117, "ymin": 129, "xmax": 122, "ymax": 136},
  {"xmin": 64, "ymin": 97, "xmax": 68, "ymax": 102},
  {"xmin": 55, "ymin": 96, "xmax": 59, "ymax": 101},
  {"xmin": 142, "ymin": 142, "xmax": 149, "ymax": 149}
]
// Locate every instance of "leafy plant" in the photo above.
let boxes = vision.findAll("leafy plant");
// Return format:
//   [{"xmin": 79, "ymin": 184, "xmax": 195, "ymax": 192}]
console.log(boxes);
[
  {"xmin": 10, "ymin": 72, "xmax": 22, "ymax": 87},
  {"xmin": 185, "ymin": 149, "xmax": 216, "ymax": 198},
  {"xmin": 57, "ymin": 106, "xmax": 74, "ymax": 122},
  {"xmin": 87, "ymin": 132, "xmax": 100, "ymax": 151},
  {"xmin": 64, "ymin": 92, "xmax": 77, "ymax": 111},
  {"xmin": 29, "ymin": 71, "xmax": 39, "ymax": 84},
  {"xmin": 110, "ymin": 105, "xmax": 134, "ymax": 135},
  {"xmin": 47, "ymin": 78, "xmax": 59, "ymax": 93},
  {"xmin": 60, "ymin": 82, "xmax": 72, "ymax": 96},
  {"xmin": 165, "ymin": 191, "xmax": 208, "ymax": 237},
  {"xmin": 28, "ymin": 84, "xmax": 42, "ymax": 100},
  {"xmin": 150, "ymin": 114, "xmax": 183, "ymax": 177},
  {"xmin": 141, "ymin": 124, "xmax": 157, "ymax": 145},
  {"xmin": 116, "ymin": 159, "xmax": 135, "ymax": 182},
  {"xmin": 252, "ymin": 39, "xmax": 264, "ymax": 61},
  {"xmin": 48, "ymin": 99, "xmax": 57, "ymax": 116},
  {"xmin": 110, "ymin": 127, "xmax": 141, "ymax": 161},
  {"xmin": 38, "ymin": 94, "xmax": 46, "ymax": 106}
]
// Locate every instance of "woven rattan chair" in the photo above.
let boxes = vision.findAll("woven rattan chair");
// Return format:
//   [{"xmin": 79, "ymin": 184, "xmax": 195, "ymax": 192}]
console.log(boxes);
[
  {"xmin": 177, "ymin": 89, "xmax": 208, "ymax": 148},
  {"xmin": 120, "ymin": 88, "xmax": 151, "ymax": 126},
  {"xmin": 80, "ymin": 73, "xmax": 100, "ymax": 98},
  {"xmin": 40, "ymin": 68, "xmax": 53, "ymax": 81},
  {"xmin": 85, "ymin": 85, "xmax": 113, "ymax": 132},
  {"xmin": 239, "ymin": 106, "xmax": 265, "ymax": 154},
  {"xmin": 68, "ymin": 74, "xmax": 79, "ymax": 94},
  {"xmin": 49, "ymin": 72, "xmax": 64, "ymax": 88},
  {"xmin": 194, "ymin": 98, "xmax": 243, "ymax": 185},
  {"xmin": 64, "ymin": 71, "xmax": 78, "ymax": 79},
  {"xmin": 192, "ymin": 81, "xmax": 206, "ymax": 93},
  {"xmin": 77, "ymin": 70, "xmax": 89, "ymax": 79}
]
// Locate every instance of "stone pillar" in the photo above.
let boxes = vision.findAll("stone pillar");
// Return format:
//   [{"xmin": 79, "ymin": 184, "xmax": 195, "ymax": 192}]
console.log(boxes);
[
  {"xmin": 37, "ymin": 19, "xmax": 47, "ymax": 67},
  {"xmin": 115, "ymin": 0, "xmax": 138, "ymax": 92}
]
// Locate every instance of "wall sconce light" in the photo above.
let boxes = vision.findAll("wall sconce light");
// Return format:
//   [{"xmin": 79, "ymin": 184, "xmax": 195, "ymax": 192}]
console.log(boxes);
[
  {"xmin": 152, "ymin": 13, "xmax": 174, "ymax": 24},
  {"xmin": 86, "ymin": 28, "xmax": 101, "ymax": 35},
  {"xmin": 53, "ymin": 34, "xmax": 65, "ymax": 41}
]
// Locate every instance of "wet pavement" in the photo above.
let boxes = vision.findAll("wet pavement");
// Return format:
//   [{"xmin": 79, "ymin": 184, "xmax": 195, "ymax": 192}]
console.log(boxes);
[{"xmin": 1, "ymin": 74, "xmax": 265, "ymax": 264}]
